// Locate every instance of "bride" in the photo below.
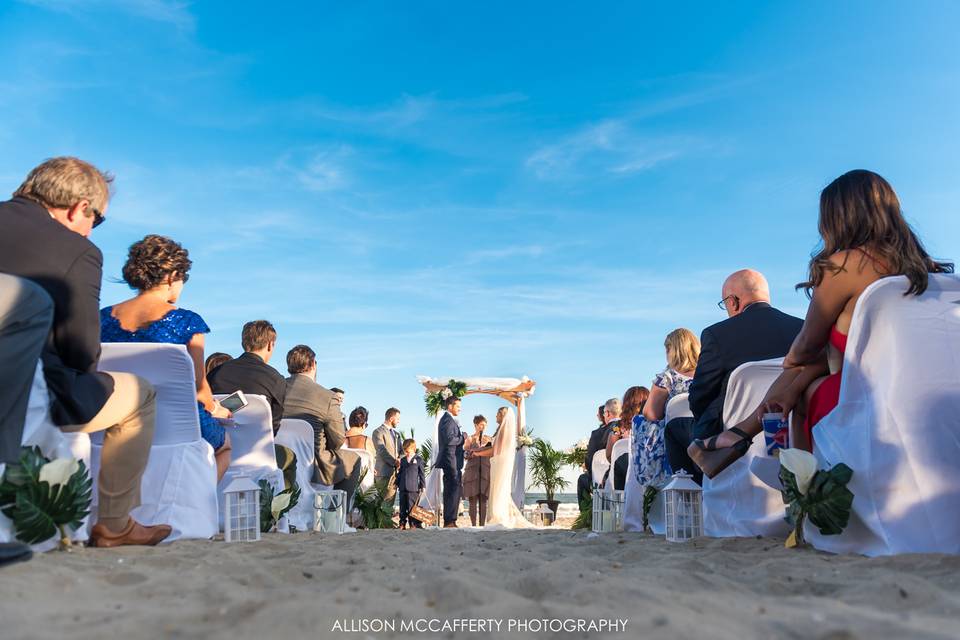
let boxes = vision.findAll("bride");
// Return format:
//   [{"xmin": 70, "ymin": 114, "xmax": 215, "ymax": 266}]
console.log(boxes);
[{"xmin": 467, "ymin": 406, "xmax": 534, "ymax": 529}]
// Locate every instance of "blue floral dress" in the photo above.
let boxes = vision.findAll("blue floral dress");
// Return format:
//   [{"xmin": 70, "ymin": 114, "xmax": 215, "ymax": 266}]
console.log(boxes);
[
  {"xmin": 100, "ymin": 306, "xmax": 225, "ymax": 450},
  {"xmin": 633, "ymin": 368, "xmax": 694, "ymax": 487}
]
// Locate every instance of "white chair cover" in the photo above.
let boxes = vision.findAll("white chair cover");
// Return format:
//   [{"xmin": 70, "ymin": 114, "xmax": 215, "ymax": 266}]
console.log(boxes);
[
  {"xmin": 215, "ymin": 393, "xmax": 286, "ymax": 532},
  {"xmin": 591, "ymin": 450, "xmax": 610, "ymax": 489},
  {"xmin": 275, "ymin": 418, "xmax": 317, "ymax": 531},
  {"xmin": 702, "ymin": 358, "xmax": 791, "ymax": 538},
  {"xmin": 811, "ymin": 274, "xmax": 960, "ymax": 556},
  {"xmin": 342, "ymin": 448, "xmax": 374, "ymax": 490},
  {"xmin": 0, "ymin": 362, "xmax": 91, "ymax": 549},
  {"xmin": 98, "ymin": 344, "xmax": 218, "ymax": 541},
  {"xmin": 604, "ymin": 438, "xmax": 631, "ymax": 491},
  {"xmin": 664, "ymin": 393, "xmax": 693, "ymax": 424},
  {"xmin": 622, "ymin": 430, "xmax": 666, "ymax": 534}
]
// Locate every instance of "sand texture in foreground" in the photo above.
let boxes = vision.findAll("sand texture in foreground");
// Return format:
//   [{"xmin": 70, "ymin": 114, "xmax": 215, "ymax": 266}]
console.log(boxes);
[{"xmin": 2, "ymin": 529, "xmax": 959, "ymax": 640}]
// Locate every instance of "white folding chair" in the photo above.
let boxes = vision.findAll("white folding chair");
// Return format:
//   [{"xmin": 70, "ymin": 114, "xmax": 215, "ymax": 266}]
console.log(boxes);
[
  {"xmin": 216, "ymin": 393, "xmax": 286, "ymax": 532},
  {"xmin": 97, "ymin": 344, "xmax": 218, "ymax": 541},
  {"xmin": 664, "ymin": 393, "xmax": 693, "ymax": 424},
  {"xmin": 591, "ymin": 450, "xmax": 611, "ymax": 489},
  {"xmin": 604, "ymin": 437, "xmax": 631, "ymax": 491},
  {"xmin": 275, "ymin": 418, "xmax": 317, "ymax": 531},
  {"xmin": 811, "ymin": 275, "xmax": 960, "ymax": 556},
  {"xmin": 702, "ymin": 358, "xmax": 790, "ymax": 538}
]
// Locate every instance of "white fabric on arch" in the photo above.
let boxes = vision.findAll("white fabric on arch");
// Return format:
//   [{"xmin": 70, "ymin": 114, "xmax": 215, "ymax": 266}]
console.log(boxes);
[
  {"xmin": 275, "ymin": 418, "xmax": 318, "ymax": 531},
  {"xmin": 701, "ymin": 358, "xmax": 791, "ymax": 538},
  {"xmin": 811, "ymin": 274, "xmax": 960, "ymax": 556},
  {"xmin": 98, "ymin": 343, "xmax": 218, "ymax": 541}
]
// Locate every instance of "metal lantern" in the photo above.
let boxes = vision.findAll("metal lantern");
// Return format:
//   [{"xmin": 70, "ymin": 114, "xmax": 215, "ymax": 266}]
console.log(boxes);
[
  {"xmin": 663, "ymin": 470, "xmax": 703, "ymax": 542},
  {"xmin": 223, "ymin": 474, "xmax": 261, "ymax": 542},
  {"xmin": 534, "ymin": 503, "xmax": 555, "ymax": 527},
  {"xmin": 313, "ymin": 489, "xmax": 347, "ymax": 534},
  {"xmin": 591, "ymin": 488, "xmax": 625, "ymax": 533}
]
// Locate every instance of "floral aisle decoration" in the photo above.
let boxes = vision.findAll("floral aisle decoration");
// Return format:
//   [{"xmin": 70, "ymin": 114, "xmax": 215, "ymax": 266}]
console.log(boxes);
[
  {"xmin": 257, "ymin": 478, "xmax": 301, "ymax": 533},
  {"xmin": 353, "ymin": 477, "xmax": 396, "ymax": 529},
  {"xmin": 424, "ymin": 380, "xmax": 468, "ymax": 416},
  {"xmin": 517, "ymin": 427, "xmax": 534, "ymax": 450},
  {"xmin": 0, "ymin": 446, "xmax": 92, "ymax": 549},
  {"xmin": 562, "ymin": 438, "xmax": 590, "ymax": 468},
  {"xmin": 641, "ymin": 485, "xmax": 659, "ymax": 533},
  {"xmin": 778, "ymin": 448, "xmax": 854, "ymax": 548}
]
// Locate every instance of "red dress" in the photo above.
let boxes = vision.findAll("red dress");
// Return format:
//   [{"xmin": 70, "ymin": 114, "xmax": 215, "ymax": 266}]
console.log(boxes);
[{"xmin": 802, "ymin": 326, "xmax": 849, "ymax": 446}]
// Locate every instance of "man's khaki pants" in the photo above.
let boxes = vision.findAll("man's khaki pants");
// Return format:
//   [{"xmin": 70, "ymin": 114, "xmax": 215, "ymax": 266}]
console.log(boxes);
[{"xmin": 62, "ymin": 372, "xmax": 156, "ymax": 531}]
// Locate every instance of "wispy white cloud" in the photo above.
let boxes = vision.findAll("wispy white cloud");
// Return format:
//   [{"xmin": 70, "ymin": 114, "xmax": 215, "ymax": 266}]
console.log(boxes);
[{"xmin": 19, "ymin": 0, "xmax": 195, "ymax": 31}]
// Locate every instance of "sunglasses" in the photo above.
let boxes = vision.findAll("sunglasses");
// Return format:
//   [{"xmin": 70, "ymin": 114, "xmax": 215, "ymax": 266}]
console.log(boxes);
[{"xmin": 91, "ymin": 207, "xmax": 106, "ymax": 229}]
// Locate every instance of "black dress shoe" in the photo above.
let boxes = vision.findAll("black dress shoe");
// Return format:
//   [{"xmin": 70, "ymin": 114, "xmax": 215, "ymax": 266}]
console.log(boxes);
[{"xmin": 0, "ymin": 542, "xmax": 33, "ymax": 567}]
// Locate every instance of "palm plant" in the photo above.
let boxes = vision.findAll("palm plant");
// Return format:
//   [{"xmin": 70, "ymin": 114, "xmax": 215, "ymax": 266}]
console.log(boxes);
[
  {"xmin": 527, "ymin": 438, "xmax": 569, "ymax": 502},
  {"xmin": 352, "ymin": 476, "xmax": 396, "ymax": 529}
]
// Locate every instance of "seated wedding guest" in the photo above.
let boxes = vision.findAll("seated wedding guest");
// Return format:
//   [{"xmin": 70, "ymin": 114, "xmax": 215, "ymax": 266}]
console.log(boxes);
[
  {"xmin": 397, "ymin": 438, "xmax": 426, "ymax": 529},
  {"xmin": 0, "ymin": 276, "xmax": 52, "ymax": 466},
  {"xmin": 345, "ymin": 406, "xmax": 377, "ymax": 461},
  {"xmin": 664, "ymin": 269, "xmax": 802, "ymax": 484},
  {"xmin": 461, "ymin": 414, "xmax": 492, "ymax": 526},
  {"xmin": 606, "ymin": 386, "xmax": 649, "ymax": 490},
  {"xmin": 204, "ymin": 352, "xmax": 231, "ymax": 379},
  {"xmin": 633, "ymin": 328, "xmax": 700, "ymax": 489},
  {"xmin": 585, "ymin": 398, "xmax": 620, "ymax": 486},
  {"xmin": 282, "ymin": 344, "xmax": 362, "ymax": 508},
  {"xmin": 576, "ymin": 404, "xmax": 607, "ymax": 507},
  {"xmin": 690, "ymin": 170, "xmax": 954, "ymax": 477},
  {"xmin": 100, "ymin": 235, "xmax": 233, "ymax": 479},
  {"xmin": 0, "ymin": 157, "xmax": 170, "ymax": 547},
  {"xmin": 208, "ymin": 320, "xmax": 286, "ymax": 434},
  {"xmin": 372, "ymin": 408, "xmax": 402, "ymax": 510}
]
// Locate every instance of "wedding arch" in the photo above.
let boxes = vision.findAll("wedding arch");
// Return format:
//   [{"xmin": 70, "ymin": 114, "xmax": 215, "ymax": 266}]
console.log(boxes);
[{"xmin": 416, "ymin": 376, "xmax": 537, "ymax": 510}]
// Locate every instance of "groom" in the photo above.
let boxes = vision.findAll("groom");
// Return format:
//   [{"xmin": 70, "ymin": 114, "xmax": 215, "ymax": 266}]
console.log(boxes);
[{"xmin": 436, "ymin": 396, "xmax": 465, "ymax": 528}]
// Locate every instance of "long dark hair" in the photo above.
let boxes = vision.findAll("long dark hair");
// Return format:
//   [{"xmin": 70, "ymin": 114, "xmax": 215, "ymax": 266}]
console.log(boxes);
[
  {"xmin": 620, "ymin": 386, "xmax": 650, "ymax": 429},
  {"xmin": 798, "ymin": 170, "xmax": 953, "ymax": 297}
]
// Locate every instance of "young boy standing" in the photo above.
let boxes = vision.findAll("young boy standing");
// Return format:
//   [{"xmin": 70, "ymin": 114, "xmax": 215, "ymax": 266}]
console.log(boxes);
[{"xmin": 397, "ymin": 438, "xmax": 426, "ymax": 529}]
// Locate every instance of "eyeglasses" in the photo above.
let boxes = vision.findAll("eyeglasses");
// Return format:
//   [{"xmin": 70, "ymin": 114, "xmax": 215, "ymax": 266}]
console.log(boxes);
[
  {"xmin": 91, "ymin": 207, "xmax": 106, "ymax": 229},
  {"xmin": 717, "ymin": 294, "xmax": 739, "ymax": 310}
]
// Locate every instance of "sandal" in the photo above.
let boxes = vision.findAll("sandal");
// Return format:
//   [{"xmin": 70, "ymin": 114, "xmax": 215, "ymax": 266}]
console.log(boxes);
[{"xmin": 687, "ymin": 427, "xmax": 754, "ymax": 479}]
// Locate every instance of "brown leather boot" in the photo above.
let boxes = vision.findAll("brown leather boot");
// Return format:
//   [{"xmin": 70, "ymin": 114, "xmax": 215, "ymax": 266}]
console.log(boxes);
[{"xmin": 90, "ymin": 519, "xmax": 172, "ymax": 548}]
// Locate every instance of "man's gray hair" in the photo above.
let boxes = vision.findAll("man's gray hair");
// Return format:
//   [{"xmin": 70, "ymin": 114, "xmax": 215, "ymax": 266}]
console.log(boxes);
[
  {"xmin": 14, "ymin": 157, "xmax": 113, "ymax": 212},
  {"xmin": 604, "ymin": 398, "xmax": 621, "ymax": 417}
]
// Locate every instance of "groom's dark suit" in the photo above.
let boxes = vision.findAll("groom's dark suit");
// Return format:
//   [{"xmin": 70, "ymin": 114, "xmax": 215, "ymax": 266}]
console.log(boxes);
[{"xmin": 435, "ymin": 411, "xmax": 465, "ymax": 525}]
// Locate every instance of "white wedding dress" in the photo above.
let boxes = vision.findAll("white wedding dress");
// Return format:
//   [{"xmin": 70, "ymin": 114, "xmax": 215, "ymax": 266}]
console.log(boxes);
[{"xmin": 483, "ymin": 408, "xmax": 534, "ymax": 529}]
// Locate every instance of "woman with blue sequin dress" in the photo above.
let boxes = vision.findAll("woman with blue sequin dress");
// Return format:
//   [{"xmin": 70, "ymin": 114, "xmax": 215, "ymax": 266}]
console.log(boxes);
[
  {"xmin": 100, "ymin": 235, "xmax": 233, "ymax": 479},
  {"xmin": 633, "ymin": 328, "xmax": 700, "ymax": 488}
]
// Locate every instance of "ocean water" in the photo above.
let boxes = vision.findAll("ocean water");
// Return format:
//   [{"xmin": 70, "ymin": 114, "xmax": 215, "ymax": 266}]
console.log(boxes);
[{"xmin": 524, "ymin": 492, "xmax": 578, "ymax": 505}]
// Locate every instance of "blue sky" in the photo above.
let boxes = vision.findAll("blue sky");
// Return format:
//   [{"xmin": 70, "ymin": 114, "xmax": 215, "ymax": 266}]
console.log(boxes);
[{"xmin": 2, "ymin": 1, "xmax": 958, "ymax": 484}]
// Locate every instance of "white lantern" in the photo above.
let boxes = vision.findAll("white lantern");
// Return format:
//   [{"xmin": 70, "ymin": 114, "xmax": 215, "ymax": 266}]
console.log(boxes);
[
  {"xmin": 223, "ymin": 474, "xmax": 260, "ymax": 542},
  {"xmin": 314, "ymin": 489, "xmax": 347, "ymax": 534},
  {"xmin": 663, "ymin": 470, "xmax": 703, "ymax": 542},
  {"xmin": 534, "ymin": 503, "xmax": 555, "ymax": 527},
  {"xmin": 591, "ymin": 488, "xmax": 625, "ymax": 533}
]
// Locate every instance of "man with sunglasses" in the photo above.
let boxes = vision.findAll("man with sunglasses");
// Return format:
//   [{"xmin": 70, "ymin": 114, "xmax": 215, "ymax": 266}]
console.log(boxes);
[
  {"xmin": 663, "ymin": 269, "xmax": 802, "ymax": 483},
  {"xmin": 0, "ymin": 157, "xmax": 171, "ymax": 547}
]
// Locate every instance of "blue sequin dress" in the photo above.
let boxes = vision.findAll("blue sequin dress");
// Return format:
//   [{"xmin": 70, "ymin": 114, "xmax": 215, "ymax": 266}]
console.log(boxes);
[{"xmin": 100, "ymin": 306, "xmax": 226, "ymax": 450}]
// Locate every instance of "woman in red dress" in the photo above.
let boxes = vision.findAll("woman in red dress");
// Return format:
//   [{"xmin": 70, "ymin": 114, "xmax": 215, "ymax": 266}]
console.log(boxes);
[{"xmin": 690, "ymin": 170, "xmax": 953, "ymax": 478}]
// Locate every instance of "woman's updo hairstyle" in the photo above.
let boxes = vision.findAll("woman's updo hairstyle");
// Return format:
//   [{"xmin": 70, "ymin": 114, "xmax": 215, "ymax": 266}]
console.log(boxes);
[{"xmin": 122, "ymin": 234, "xmax": 192, "ymax": 291}]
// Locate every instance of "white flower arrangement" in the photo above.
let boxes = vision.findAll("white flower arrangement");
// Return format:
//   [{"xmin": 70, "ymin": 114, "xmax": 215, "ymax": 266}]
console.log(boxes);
[
  {"xmin": 440, "ymin": 388, "xmax": 453, "ymax": 400},
  {"xmin": 517, "ymin": 433, "xmax": 534, "ymax": 448}
]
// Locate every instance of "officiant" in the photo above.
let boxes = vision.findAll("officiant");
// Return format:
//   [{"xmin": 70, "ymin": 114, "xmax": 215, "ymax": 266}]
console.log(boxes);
[{"xmin": 462, "ymin": 414, "xmax": 492, "ymax": 526}]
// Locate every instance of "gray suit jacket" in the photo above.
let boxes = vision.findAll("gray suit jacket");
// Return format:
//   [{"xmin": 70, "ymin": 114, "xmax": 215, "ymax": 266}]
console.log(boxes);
[
  {"xmin": 282, "ymin": 374, "xmax": 355, "ymax": 485},
  {"xmin": 371, "ymin": 424, "xmax": 400, "ymax": 479}
]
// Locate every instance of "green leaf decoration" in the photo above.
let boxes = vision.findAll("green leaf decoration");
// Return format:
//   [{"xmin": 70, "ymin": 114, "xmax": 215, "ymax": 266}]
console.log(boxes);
[
  {"xmin": 570, "ymin": 493, "xmax": 592, "ymax": 530},
  {"xmin": 257, "ymin": 477, "xmax": 301, "ymax": 532},
  {"xmin": 642, "ymin": 485, "xmax": 658, "ymax": 533},
  {"xmin": 353, "ymin": 477, "xmax": 396, "ymax": 529},
  {"xmin": 0, "ymin": 446, "xmax": 92, "ymax": 546},
  {"xmin": 779, "ymin": 457, "xmax": 854, "ymax": 546},
  {"xmin": 424, "ymin": 380, "xmax": 468, "ymax": 416}
]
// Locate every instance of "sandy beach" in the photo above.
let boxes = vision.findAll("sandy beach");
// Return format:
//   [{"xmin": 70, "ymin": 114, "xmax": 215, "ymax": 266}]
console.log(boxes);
[{"xmin": 3, "ymin": 527, "xmax": 959, "ymax": 640}]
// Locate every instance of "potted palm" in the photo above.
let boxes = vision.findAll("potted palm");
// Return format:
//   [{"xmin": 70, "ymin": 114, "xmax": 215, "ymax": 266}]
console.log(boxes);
[{"xmin": 528, "ymin": 438, "xmax": 569, "ymax": 520}]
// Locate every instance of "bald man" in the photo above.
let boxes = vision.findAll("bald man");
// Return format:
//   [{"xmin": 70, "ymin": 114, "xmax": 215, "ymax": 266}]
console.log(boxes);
[{"xmin": 664, "ymin": 269, "xmax": 803, "ymax": 483}]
